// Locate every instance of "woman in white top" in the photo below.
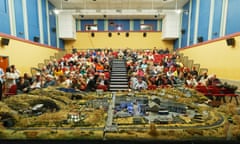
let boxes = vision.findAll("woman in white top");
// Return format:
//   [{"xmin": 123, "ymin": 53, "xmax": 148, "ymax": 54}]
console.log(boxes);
[{"xmin": 5, "ymin": 66, "xmax": 19, "ymax": 89}]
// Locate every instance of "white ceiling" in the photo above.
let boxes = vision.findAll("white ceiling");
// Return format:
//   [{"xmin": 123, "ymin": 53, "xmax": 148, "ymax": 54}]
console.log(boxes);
[{"xmin": 49, "ymin": 0, "xmax": 189, "ymax": 19}]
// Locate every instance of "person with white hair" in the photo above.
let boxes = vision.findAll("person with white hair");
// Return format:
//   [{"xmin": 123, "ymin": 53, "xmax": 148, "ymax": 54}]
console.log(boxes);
[
  {"xmin": 133, "ymin": 76, "xmax": 148, "ymax": 91},
  {"xmin": 129, "ymin": 72, "xmax": 138, "ymax": 89},
  {"xmin": 206, "ymin": 74, "xmax": 222, "ymax": 87}
]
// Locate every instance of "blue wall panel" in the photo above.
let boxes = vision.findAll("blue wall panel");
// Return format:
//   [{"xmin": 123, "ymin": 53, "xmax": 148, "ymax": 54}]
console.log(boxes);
[
  {"xmin": 59, "ymin": 39, "xmax": 64, "ymax": 49},
  {"xmin": 119, "ymin": 19, "xmax": 130, "ymax": 31},
  {"xmin": 197, "ymin": 0, "xmax": 210, "ymax": 42},
  {"xmin": 189, "ymin": 0, "xmax": 197, "ymax": 45},
  {"xmin": 173, "ymin": 39, "xmax": 179, "ymax": 50},
  {"xmin": 0, "ymin": 0, "xmax": 10, "ymax": 34},
  {"xmin": 41, "ymin": 0, "xmax": 49, "ymax": 45},
  {"xmin": 181, "ymin": 2, "xmax": 190, "ymax": 48},
  {"xmin": 226, "ymin": 0, "xmax": 240, "ymax": 35},
  {"xmin": 212, "ymin": 0, "xmax": 223, "ymax": 39},
  {"xmin": 81, "ymin": 20, "xmax": 94, "ymax": 31},
  {"xmin": 97, "ymin": 20, "xmax": 104, "ymax": 31},
  {"xmin": 144, "ymin": 20, "xmax": 157, "ymax": 31},
  {"xmin": 48, "ymin": 2, "xmax": 57, "ymax": 47},
  {"xmin": 14, "ymin": 0, "xmax": 24, "ymax": 38},
  {"xmin": 133, "ymin": 20, "xmax": 140, "ymax": 31},
  {"xmin": 27, "ymin": 0, "xmax": 40, "ymax": 41},
  {"xmin": 159, "ymin": 19, "xmax": 162, "ymax": 31}
]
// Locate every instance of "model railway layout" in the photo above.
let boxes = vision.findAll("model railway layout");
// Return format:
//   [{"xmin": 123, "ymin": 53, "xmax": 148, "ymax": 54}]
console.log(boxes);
[{"xmin": 0, "ymin": 86, "xmax": 240, "ymax": 141}]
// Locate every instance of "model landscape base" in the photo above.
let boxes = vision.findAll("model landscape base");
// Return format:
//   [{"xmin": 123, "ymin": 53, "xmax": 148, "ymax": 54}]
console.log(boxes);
[{"xmin": 0, "ymin": 86, "xmax": 240, "ymax": 141}]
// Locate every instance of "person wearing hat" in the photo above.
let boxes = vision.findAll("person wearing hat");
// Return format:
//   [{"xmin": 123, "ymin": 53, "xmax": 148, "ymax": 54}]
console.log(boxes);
[{"xmin": 30, "ymin": 72, "xmax": 42, "ymax": 90}]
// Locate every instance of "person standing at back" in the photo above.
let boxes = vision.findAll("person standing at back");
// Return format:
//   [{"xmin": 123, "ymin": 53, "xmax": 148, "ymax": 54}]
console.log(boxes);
[{"xmin": 0, "ymin": 67, "xmax": 4, "ymax": 84}]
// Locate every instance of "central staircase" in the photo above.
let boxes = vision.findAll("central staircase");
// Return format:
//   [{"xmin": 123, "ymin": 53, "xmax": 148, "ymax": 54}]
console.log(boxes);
[{"xmin": 109, "ymin": 59, "xmax": 129, "ymax": 91}]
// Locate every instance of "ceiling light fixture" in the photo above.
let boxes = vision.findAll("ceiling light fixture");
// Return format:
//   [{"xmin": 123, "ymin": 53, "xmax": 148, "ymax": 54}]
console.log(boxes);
[{"xmin": 175, "ymin": 0, "xmax": 182, "ymax": 14}]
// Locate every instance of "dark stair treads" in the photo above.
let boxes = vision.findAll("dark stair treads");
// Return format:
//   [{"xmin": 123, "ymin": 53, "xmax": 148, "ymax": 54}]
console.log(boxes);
[
  {"xmin": 111, "ymin": 68, "xmax": 127, "ymax": 71},
  {"xmin": 111, "ymin": 73, "xmax": 127, "ymax": 76},
  {"xmin": 110, "ymin": 78, "xmax": 128, "ymax": 82},
  {"xmin": 110, "ymin": 81, "xmax": 129, "ymax": 85},
  {"xmin": 109, "ymin": 59, "xmax": 129, "ymax": 91},
  {"xmin": 109, "ymin": 85, "xmax": 129, "ymax": 88}
]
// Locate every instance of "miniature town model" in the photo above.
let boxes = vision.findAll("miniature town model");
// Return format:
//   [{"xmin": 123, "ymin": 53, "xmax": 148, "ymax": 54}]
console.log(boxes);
[{"xmin": 0, "ymin": 86, "xmax": 240, "ymax": 141}]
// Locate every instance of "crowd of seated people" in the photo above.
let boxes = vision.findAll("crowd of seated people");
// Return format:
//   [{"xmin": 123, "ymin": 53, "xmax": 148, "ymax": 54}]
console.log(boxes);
[{"xmin": 0, "ymin": 47, "xmax": 237, "ymax": 100}]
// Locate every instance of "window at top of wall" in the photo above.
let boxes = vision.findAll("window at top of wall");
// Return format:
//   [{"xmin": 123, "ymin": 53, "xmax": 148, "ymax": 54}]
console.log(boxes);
[
  {"xmin": 115, "ymin": 25, "xmax": 123, "ymax": 31},
  {"xmin": 140, "ymin": 24, "xmax": 152, "ymax": 31},
  {"xmin": 85, "ymin": 25, "xmax": 98, "ymax": 31}
]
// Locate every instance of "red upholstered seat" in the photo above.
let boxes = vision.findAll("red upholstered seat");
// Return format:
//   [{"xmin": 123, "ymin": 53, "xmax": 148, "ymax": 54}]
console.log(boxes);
[
  {"xmin": 97, "ymin": 85, "xmax": 108, "ymax": 91},
  {"xmin": 4, "ymin": 85, "xmax": 17, "ymax": 97},
  {"xmin": 195, "ymin": 85, "xmax": 212, "ymax": 97},
  {"xmin": 147, "ymin": 85, "xmax": 157, "ymax": 90}
]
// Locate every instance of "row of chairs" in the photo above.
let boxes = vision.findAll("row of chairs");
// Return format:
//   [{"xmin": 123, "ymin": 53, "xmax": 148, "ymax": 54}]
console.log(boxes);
[
  {"xmin": 3, "ymin": 84, "xmax": 17, "ymax": 98},
  {"xmin": 195, "ymin": 85, "xmax": 239, "ymax": 105}
]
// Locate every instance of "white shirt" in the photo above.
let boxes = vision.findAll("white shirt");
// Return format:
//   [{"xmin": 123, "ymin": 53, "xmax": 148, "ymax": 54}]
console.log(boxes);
[
  {"xmin": 5, "ymin": 72, "xmax": 18, "ymax": 87},
  {"xmin": 133, "ymin": 80, "xmax": 148, "ymax": 90},
  {"xmin": 0, "ymin": 68, "xmax": 4, "ymax": 83}
]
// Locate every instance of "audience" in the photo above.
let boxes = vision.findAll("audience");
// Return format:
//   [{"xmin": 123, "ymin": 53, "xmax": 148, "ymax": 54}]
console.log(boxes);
[{"xmin": 2, "ymin": 47, "xmax": 235, "ymax": 98}]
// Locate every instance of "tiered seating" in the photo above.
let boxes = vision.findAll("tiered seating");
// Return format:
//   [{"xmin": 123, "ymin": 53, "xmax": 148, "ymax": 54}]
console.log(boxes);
[
  {"xmin": 153, "ymin": 54, "xmax": 169, "ymax": 63},
  {"xmin": 109, "ymin": 59, "xmax": 129, "ymax": 91},
  {"xmin": 4, "ymin": 85, "xmax": 17, "ymax": 97}
]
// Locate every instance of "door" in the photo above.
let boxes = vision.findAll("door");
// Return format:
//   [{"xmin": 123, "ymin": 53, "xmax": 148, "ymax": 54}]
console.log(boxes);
[{"xmin": 0, "ymin": 56, "xmax": 9, "ymax": 72}]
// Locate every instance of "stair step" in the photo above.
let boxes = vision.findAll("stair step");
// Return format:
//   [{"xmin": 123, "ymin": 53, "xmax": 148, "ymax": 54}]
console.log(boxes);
[
  {"xmin": 109, "ymin": 88, "xmax": 129, "ymax": 91},
  {"xmin": 111, "ymin": 69, "xmax": 126, "ymax": 71},
  {"xmin": 111, "ymin": 74, "xmax": 128, "ymax": 76},
  {"xmin": 109, "ymin": 85, "xmax": 129, "ymax": 88},
  {"xmin": 111, "ymin": 66, "xmax": 126, "ymax": 68},
  {"xmin": 110, "ymin": 81, "xmax": 129, "ymax": 85},
  {"xmin": 111, "ymin": 71, "xmax": 127, "ymax": 74},
  {"xmin": 110, "ymin": 77, "xmax": 128, "ymax": 81},
  {"xmin": 111, "ymin": 76, "xmax": 128, "ymax": 79}
]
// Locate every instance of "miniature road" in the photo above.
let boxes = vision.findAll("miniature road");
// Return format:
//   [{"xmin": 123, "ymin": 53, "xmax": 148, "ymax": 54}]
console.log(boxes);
[
  {"xmin": 103, "ymin": 92, "xmax": 116, "ymax": 140},
  {"xmin": 117, "ymin": 112, "xmax": 225, "ymax": 130},
  {"xmin": 226, "ymin": 123, "xmax": 233, "ymax": 140},
  {"xmin": 105, "ymin": 93, "xmax": 115, "ymax": 127}
]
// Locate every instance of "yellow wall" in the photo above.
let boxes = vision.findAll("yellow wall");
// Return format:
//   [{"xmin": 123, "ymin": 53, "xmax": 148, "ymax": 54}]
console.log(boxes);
[
  {"xmin": 180, "ymin": 33, "xmax": 240, "ymax": 80},
  {"xmin": 65, "ymin": 32, "xmax": 173, "ymax": 52},
  {"xmin": 0, "ymin": 35, "xmax": 61, "ymax": 75}
]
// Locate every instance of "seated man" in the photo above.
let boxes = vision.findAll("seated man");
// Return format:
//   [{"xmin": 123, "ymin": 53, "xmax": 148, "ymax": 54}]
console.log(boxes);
[
  {"xmin": 17, "ymin": 76, "xmax": 30, "ymax": 93},
  {"xmin": 206, "ymin": 74, "xmax": 222, "ymax": 87},
  {"xmin": 85, "ymin": 73, "xmax": 96, "ymax": 92},
  {"xmin": 43, "ymin": 74, "xmax": 56, "ymax": 88},
  {"xmin": 133, "ymin": 76, "xmax": 148, "ymax": 91}
]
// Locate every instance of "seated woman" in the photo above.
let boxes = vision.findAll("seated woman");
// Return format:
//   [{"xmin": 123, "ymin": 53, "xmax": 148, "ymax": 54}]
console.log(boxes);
[{"xmin": 185, "ymin": 75, "xmax": 198, "ymax": 88}]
